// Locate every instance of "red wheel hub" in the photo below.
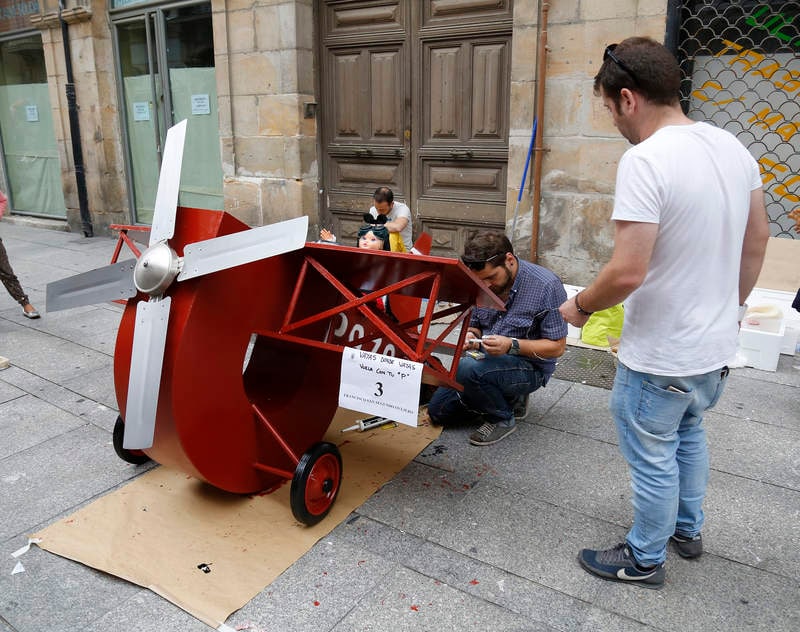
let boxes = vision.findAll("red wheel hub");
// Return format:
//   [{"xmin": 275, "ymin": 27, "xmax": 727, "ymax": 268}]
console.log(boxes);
[{"xmin": 305, "ymin": 453, "xmax": 341, "ymax": 515}]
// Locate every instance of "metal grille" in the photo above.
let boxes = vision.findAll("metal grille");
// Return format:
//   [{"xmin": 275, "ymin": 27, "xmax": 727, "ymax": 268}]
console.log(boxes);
[
  {"xmin": 675, "ymin": 0, "xmax": 800, "ymax": 237},
  {"xmin": 553, "ymin": 346, "xmax": 617, "ymax": 390}
]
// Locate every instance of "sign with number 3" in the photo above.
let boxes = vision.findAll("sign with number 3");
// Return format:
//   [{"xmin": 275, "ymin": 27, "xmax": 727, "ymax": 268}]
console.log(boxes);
[{"xmin": 339, "ymin": 347, "xmax": 423, "ymax": 426}]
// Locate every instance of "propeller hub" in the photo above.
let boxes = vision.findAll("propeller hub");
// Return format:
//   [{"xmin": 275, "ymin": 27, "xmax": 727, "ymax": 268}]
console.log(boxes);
[{"xmin": 134, "ymin": 242, "xmax": 181, "ymax": 296}]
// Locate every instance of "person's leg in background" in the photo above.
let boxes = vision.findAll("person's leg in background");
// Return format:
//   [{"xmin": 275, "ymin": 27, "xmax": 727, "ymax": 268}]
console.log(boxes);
[{"xmin": 0, "ymin": 237, "xmax": 39, "ymax": 318}]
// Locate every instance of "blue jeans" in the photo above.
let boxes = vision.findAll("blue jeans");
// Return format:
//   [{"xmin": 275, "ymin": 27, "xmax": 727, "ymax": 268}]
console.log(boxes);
[
  {"xmin": 610, "ymin": 361, "xmax": 728, "ymax": 565},
  {"xmin": 428, "ymin": 354, "xmax": 547, "ymax": 427}
]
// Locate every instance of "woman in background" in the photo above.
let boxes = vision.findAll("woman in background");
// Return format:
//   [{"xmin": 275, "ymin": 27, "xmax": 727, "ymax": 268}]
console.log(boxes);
[{"xmin": 0, "ymin": 189, "xmax": 40, "ymax": 319}]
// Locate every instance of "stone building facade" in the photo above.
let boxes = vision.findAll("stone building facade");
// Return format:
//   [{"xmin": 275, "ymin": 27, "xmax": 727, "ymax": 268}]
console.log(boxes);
[{"xmin": 1, "ymin": 0, "xmax": 797, "ymax": 284}]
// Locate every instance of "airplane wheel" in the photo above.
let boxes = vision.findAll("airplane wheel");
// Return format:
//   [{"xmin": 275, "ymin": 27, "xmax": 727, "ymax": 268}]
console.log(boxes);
[
  {"xmin": 290, "ymin": 442, "xmax": 342, "ymax": 526},
  {"xmin": 112, "ymin": 415, "xmax": 152, "ymax": 465}
]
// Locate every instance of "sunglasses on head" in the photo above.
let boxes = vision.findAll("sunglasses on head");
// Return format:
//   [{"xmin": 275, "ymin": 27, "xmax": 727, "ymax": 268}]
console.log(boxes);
[
  {"xmin": 461, "ymin": 252, "xmax": 504, "ymax": 271},
  {"xmin": 604, "ymin": 44, "xmax": 640, "ymax": 86}
]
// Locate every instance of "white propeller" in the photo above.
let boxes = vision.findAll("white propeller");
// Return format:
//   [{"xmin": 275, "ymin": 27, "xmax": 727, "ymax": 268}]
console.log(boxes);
[{"xmin": 46, "ymin": 119, "xmax": 309, "ymax": 450}]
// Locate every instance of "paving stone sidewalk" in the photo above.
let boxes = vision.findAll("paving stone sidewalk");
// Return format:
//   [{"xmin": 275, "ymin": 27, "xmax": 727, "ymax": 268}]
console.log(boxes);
[{"xmin": 1, "ymin": 220, "xmax": 798, "ymax": 632}]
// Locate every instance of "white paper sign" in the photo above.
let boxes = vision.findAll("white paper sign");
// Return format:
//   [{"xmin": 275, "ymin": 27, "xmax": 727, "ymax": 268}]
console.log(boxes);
[
  {"xmin": 339, "ymin": 347, "xmax": 423, "ymax": 427},
  {"xmin": 25, "ymin": 105, "xmax": 38, "ymax": 122},
  {"xmin": 191, "ymin": 94, "xmax": 210, "ymax": 115},
  {"xmin": 133, "ymin": 102, "xmax": 150, "ymax": 122}
]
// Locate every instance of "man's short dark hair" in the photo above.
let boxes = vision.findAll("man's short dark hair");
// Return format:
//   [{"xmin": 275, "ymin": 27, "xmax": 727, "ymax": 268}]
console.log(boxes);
[
  {"xmin": 593, "ymin": 36, "xmax": 681, "ymax": 110},
  {"xmin": 463, "ymin": 230, "xmax": 513, "ymax": 267},
  {"xmin": 373, "ymin": 186, "xmax": 394, "ymax": 204}
]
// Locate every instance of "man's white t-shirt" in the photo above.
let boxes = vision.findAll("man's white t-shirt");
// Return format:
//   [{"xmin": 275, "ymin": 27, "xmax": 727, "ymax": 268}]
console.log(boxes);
[
  {"xmin": 370, "ymin": 201, "xmax": 412, "ymax": 249},
  {"xmin": 612, "ymin": 122, "xmax": 762, "ymax": 376}
]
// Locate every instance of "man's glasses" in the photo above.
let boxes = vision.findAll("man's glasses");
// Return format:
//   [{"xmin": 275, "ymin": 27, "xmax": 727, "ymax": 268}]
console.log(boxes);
[
  {"xmin": 461, "ymin": 252, "xmax": 504, "ymax": 271},
  {"xmin": 604, "ymin": 44, "xmax": 639, "ymax": 86}
]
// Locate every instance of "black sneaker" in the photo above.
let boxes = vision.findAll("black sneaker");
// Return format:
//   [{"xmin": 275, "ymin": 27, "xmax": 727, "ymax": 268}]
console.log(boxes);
[
  {"xmin": 670, "ymin": 532, "xmax": 703, "ymax": 559},
  {"xmin": 469, "ymin": 421, "xmax": 516, "ymax": 446},
  {"xmin": 578, "ymin": 543, "xmax": 665, "ymax": 589},
  {"xmin": 512, "ymin": 395, "xmax": 528, "ymax": 419}
]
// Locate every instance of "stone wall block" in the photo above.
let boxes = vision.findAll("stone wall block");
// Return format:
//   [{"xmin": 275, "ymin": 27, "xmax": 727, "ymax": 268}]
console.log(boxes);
[
  {"xmin": 215, "ymin": 53, "xmax": 231, "ymax": 98},
  {"xmin": 545, "ymin": 22, "xmax": 585, "ymax": 78},
  {"xmin": 544, "ymin": 78, "xmax": 583, "ymax": 136},
  {"xmin": 580, "ymin": 0, "xmax": 637, "ymax": 21},
  {"xmin": 223, "ymin": 0, "xmax": 256, "ymax": 12},
  {"xmin": 257, "ymin": 95, "xmax": 300, "ymax": 136},
  {"xmin": 224, "ymin": 177, "xmax": 261, "ymax": 225},
  {"xmin": 221, "ymin": 136, "xmax": 236, "ymax": 176},
  {"xmin": 255, "ymin": 5, "xmax": 281, "ymax": 51},
  {"xmin": 509, "ymin": 80, "xmax": 535, "ymax": 134},
  {"xmin": 227, "ymin": 10, "xmax": 257, "ymax": 53},
  {"xmin": 229, "ymin": 52, "xmax": 279, "ymax": 96},
  {"xmin": 234, "ymin": 136, "xmax": 286, "ymax": 177},
  {"xmin": 511, "ymin": 25, "xmax": 537, "ymax": 84},
  {"xmin": 294, "ymin": 2, "xmax": 314, "ymax": 50},
  {"xmin": 260, "ymin": 177, "xmax": 303, "ymax": 222},
  {"xmin": 281, "ymin": 48, "xmax": 314, "ymax": 94},
  {"xmin": 537, "ymin": 194, "xmax": 574, "ymax": 261},
  {"xmin": 232, "ymin": 95, "xmax": 260, "ymax": 136},
  {"xmin": 211, "ymin": 9, "xmax": 229, "ymax": 56}
]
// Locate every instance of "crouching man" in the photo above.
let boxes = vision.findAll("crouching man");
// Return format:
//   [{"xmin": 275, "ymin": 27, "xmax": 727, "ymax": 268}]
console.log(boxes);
[{"xmin": 428, "ymin": 230, "xmax": 567, "ymax": 446}]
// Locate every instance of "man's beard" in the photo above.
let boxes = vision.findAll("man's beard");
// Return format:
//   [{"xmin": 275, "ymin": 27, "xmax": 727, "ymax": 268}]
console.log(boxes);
[{"xmin": 491, "ymin": 266, "xmax": 513, "ymax": 297}]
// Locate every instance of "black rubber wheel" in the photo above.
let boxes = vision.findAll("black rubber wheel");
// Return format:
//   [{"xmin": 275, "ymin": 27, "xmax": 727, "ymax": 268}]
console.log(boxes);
[
  {"xmin": 290, "ymin": 442, "xmax": 342, "ymax": 526},
  {"xmin": 112, "ymin": 415, "xmax": 152, "ymax": 465}
]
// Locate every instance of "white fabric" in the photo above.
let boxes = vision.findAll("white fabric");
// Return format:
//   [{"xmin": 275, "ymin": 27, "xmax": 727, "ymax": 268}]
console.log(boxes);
[
  {"xmin": 612, "ymin": 122, "xmax": 762, "ymax": 376},
  {"xmin": 370, "ymin": 200, "xmax": 412, "ymax": 248}
]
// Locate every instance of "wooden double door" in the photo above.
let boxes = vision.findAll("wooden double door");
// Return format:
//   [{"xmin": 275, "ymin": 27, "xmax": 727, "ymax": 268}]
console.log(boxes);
[{"xmin": 318, "ymin": 0, "xmax": 513, "ymax": 256}]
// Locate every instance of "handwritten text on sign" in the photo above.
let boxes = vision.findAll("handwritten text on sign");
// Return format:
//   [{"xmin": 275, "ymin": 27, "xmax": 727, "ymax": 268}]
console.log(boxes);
[{"xmin": 339, "ymin": 347, "xmax": 423, "ymax": 427}]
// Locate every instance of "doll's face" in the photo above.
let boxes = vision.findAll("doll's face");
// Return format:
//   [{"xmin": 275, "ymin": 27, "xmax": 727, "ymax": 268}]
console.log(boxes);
[{"xmin": 359, "ymin": 231, "xmax": 385, "ymax": 250}]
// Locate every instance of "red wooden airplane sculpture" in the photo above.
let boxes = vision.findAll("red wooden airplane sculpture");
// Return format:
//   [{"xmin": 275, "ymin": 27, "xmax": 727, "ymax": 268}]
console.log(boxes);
[{"xmin": 47, "ymin": 121, "xmax": 503, "ymax": 526}]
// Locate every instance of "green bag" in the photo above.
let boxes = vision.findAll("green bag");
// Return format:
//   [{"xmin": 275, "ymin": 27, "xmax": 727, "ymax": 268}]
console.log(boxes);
[{"xmin": 581, "ymin": 304, "xmax": 624, "ymax": 347}]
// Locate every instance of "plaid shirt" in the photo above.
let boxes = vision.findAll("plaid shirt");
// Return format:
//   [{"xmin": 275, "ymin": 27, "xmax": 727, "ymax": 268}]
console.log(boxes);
[{"xmin": 471, "ymin": 258, "xmax": 568, "ymax": 376}]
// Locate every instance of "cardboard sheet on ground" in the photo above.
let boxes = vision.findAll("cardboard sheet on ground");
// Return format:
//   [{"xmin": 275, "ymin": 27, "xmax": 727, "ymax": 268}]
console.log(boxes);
[{"xmin": 32, "ymin": 409, "xmax": 440, "ymax": 628}]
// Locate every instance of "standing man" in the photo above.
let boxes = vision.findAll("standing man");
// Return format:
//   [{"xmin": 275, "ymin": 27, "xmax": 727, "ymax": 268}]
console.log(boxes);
[
  {"xmin": 428, "ymin": 230, "xmax": 567, "ymax": 446},
  {"xmin": 560, "ymin": 37, "xmax": 769, "ymax": 589},
  {"xmin": 369, "ymin": 186, "xmax": 412, "ymax": 252}
]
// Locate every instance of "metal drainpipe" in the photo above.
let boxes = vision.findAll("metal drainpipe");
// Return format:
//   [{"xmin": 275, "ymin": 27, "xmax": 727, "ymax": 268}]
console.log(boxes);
[
  {"xmin": 529, "ymin": 1, "xmax": 549, "ymax": 263},
  {"xmin": 59, "ymin": 1, "xmax": 93, "ymax": 237}
]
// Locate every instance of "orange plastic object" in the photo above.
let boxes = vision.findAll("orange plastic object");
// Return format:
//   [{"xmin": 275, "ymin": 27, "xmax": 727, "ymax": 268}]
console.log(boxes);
[{"xmin": 114, "ymin": 208, "xmax": 502, "ymax": 494}]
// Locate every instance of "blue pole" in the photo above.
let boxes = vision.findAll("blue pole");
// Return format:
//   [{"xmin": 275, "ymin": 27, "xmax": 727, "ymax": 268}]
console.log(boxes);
[{"xmin": 510, "ymin": 117, "xmax": 537, "ymax": 240}]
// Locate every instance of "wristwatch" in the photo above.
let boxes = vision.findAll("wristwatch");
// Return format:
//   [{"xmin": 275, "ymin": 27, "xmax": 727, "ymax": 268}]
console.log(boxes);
[{"xmin": 508, "ymin": 338, "xmax": 520, "ymax": 356}]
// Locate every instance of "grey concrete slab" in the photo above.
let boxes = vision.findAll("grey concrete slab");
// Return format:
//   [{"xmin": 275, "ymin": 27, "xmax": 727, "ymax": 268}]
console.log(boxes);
[
  {"xmin": 715, "ymin": 373, "xmax": 800, "ymax": 431},
  {"xmin": 534, "ymin": 380, "xmax": 619, "ymax": 444},
  {"xmin": 62, "ymin": 365, "xmax": 119, "ymax": 411},
  {"xmin": 0, "ymin": 366, "xmax": 119, "ymax": 432},
  {"xmin": 1, "ymin": 333, "xmax": 113, "ymax": 385},
  {"xmin": 730, "ymin": 355, "xmax": 800, "ymax": 388},
  {"xmin": 703, "ymin": 471, "xmax": 800, "ymax": 578},
  {"xmin": 590, "ymin": 551, "xmax": 800, "ymax": 632},
  {"xmin": 356, "ymin": 460, "xmax": 474, "ymax": 538},
  {"xmin": 0, "ymin": 424, "xmax": 148, "ymax": 542},
  {"xmin": 0, "ymin": 394, "xmax": 85, "ymax": 460},
  {"xmin": 0, "ymin": 544, "xmax": 141, "ymax": 632},
  {"xmin": 418, "ymin": 421, "xmax": 630, "ymax": 527},
  {"xmin": 228, "ymin": 535, "xmax": 396, "ymax": 632},
  {"xmin": 705, "ymin": 410, "xmax": 800, "ymax": 490},
  {"xmin": 331, "ymin": 565, "xmax": 559, "ymax": 632},
  {"xmin": 0, "ymin": 379, "xmax": 25, "ymax": 405},
  {"xmin": 84, "ymin": 590, "xmax": 212, "ymax": 632},
  {"xmin": 331, "ymin": 515, "xmax": 596, "ymax": 632}
]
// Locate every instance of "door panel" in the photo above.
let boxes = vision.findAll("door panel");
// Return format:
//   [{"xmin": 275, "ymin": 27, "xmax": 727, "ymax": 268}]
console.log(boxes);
[{"xmin": 319, "ymin": 1, "xmax": 511, "ymax": 256}]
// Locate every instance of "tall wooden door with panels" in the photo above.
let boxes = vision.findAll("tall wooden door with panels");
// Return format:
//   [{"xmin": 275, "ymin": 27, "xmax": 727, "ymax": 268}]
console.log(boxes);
[{"xmin": 318, "ymin": 0, "xmax": 512, "ymax": 257}]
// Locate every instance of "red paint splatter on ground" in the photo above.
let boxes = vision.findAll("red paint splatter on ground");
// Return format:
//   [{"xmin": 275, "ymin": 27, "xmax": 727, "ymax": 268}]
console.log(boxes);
[
  {"xmin": 313, "ymin": 600, "xmax": 320, "ymax": 607},
  {"xmin": 410, "ymin": 605, "xmax": 420, "ymax": 611},
  {"xmin": 357, "ymin": 560, "xmax": 366, "ymax": 566},
  {"xmin": 469, "ymin": 579, "xmax": 479, "ymax": 585}
]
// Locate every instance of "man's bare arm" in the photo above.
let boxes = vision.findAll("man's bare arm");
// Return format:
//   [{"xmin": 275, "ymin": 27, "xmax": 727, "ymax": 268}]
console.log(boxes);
[{"xmin": 739, "ymin": 188, "xmax": 770, "ymax": 305}]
